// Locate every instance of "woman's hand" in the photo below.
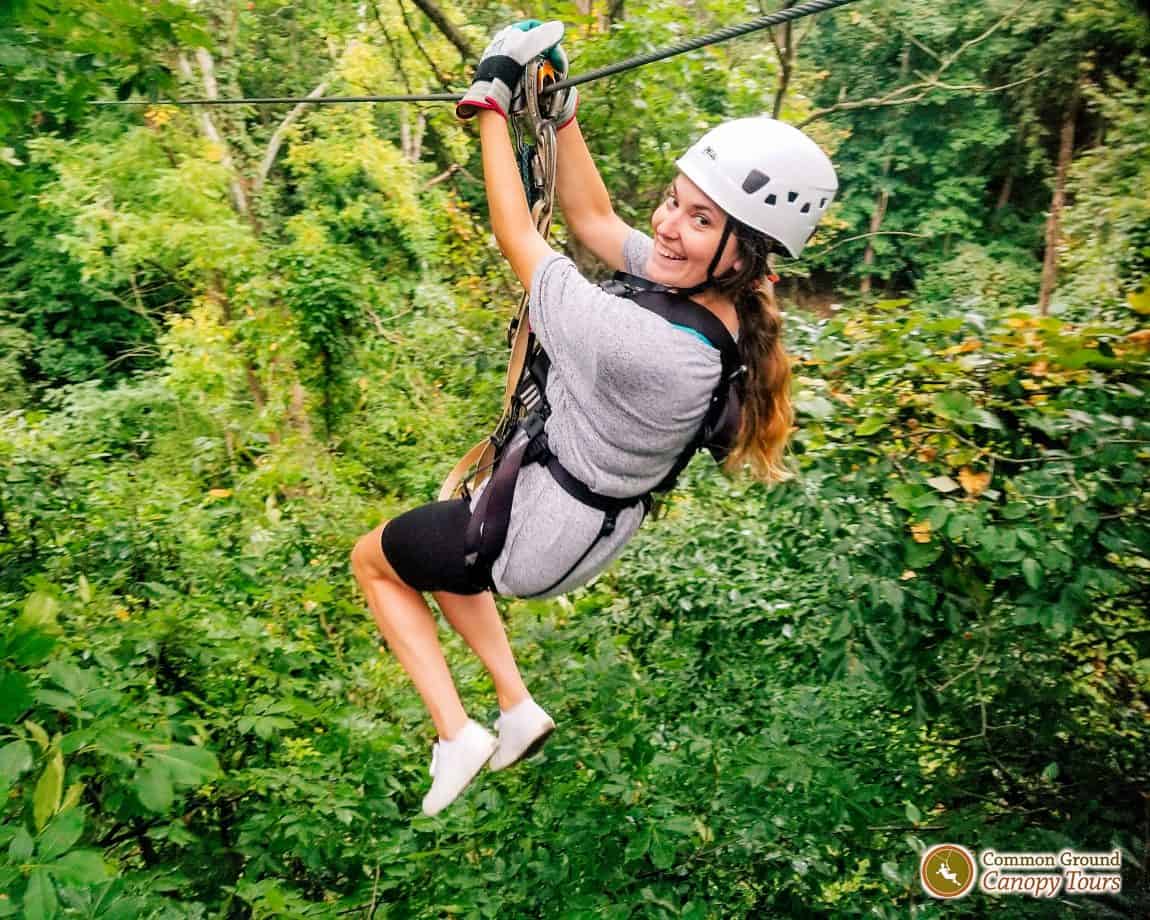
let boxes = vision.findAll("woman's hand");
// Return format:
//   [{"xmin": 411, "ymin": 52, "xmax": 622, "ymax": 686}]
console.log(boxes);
[{"xmin": 457, "ymin": 20, "xmax": 566, "ymax": 120}]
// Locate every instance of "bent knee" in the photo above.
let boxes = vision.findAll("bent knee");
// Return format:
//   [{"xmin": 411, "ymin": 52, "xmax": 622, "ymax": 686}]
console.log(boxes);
[{"xmin": 351, "ymin": 523, "xmax": 389, "ymax": 577}]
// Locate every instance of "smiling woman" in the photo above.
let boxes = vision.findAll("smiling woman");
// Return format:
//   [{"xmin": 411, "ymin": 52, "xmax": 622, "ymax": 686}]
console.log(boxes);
[{"xmin": 349, "ymin": 20, "xmax": 839, "ymax": 817}]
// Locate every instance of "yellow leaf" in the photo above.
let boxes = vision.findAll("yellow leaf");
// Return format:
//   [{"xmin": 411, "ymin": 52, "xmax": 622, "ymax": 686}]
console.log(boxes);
[
  {"xmin": 114, "ymin": 607, "xmax": 130, "ymax": 621},
  {"xmin": 33, "ymin": 751, "xmax": 64, "ymax": 831},
  {"xmin": 1126, "ymin": 285, "xmax": 1150, "ymax": 314},
  {"xmin": 910, "ymin": 521, "xmax": 932, "ymax": 544},
  {"xmin": 1029, "ymin": 360, "xmax": 1049, "ymax": 376},
  {"xmin": 959, "ymin": 467, "xmax": 991, "ymax": 497},
  {"xmin": 208, "ymin": 488, "xmax": 233, "ymax": 499},
  {"xmin": 900, "ymin": 570, "xmax": 917, "ymax": 581}
]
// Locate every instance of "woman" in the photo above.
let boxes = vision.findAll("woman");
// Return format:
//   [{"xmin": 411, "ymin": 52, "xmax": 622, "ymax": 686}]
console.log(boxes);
[{"xmin": 350, "ymin": 22, "xmax": 838, "ymax": 816}]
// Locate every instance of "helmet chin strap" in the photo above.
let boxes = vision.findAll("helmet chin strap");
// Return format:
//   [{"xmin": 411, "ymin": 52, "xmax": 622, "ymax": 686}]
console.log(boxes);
[{"xmin": 676, "ymin": 218, "xmax": 734, "ymax": 297}]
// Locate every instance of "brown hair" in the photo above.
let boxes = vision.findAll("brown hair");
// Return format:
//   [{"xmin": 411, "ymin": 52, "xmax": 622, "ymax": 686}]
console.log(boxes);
[{"xmin": 712, "ymin": 219, "xmax": 796, "ymax": 485}]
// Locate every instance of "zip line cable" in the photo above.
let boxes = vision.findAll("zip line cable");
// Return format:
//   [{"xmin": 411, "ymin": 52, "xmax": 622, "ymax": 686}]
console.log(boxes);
[{"xmin": 92, "ymin": 0, "xmax": 862, "ymax": 108}]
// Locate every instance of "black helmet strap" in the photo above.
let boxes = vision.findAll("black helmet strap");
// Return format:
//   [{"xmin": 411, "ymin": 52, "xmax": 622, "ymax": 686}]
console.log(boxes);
[{"xmin": 677, "ymin": 217, "xmax": 734, "ymax": 297}]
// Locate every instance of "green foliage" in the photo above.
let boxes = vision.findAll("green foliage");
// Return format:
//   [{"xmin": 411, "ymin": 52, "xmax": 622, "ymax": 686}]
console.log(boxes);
[{"xmin": 1, "ymin": 0, "xmax": 1148, "ymax": 916}]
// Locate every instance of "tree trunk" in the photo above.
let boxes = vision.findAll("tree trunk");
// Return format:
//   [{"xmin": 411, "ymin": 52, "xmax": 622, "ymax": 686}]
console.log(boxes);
[
  {"xmin": 859, "ymin": 180, "xmax": 889, "ymax": 296},
  {"xmin": 994, "ymin": 172, "xmax": 1013, "ymax": 212},
  {"xmin": 1038, "ymin": 84, "xmax": 1080, "ymax": 316},
  {"xmin": 772, "ymin": 2, "xmax": 799, "ymax": 118},
  {"xmin": 408, "ymin": 0, "xmax": 473, "ymax": 60}
]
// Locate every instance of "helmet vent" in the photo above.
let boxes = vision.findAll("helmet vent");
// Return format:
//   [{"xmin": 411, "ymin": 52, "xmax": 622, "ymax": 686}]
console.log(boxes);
[
  {"xmin": 741, "ymin": 170, "xmax": 770, "ymax": 194},
  {"xmin": 765, "ymin": 193, "xmax": 777, "ymax": 206},
  {"xmin": 787, "ymin": 191, "xmax": 798, "ymax": 203},
  {"xmin": 820, "ymin": 198, "xmax": 828, "ymax": 208},
  {"xmin": 800, "ymin": 202, "xmax": 811, "ymax": 214}
]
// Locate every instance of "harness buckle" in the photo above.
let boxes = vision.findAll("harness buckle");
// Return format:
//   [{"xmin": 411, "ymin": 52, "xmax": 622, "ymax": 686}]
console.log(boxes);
[{"xmin": 522, "ymin": 411, "xmax": 547, "ymax": 441}]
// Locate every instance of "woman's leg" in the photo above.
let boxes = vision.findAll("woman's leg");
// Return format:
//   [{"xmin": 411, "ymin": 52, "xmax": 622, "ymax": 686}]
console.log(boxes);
[
  {"xmin": 432, "ymin": 591, "xmax": 530, "ymax": 712},
  {"xmin": 350, "ymin": 523, "xmax": 469, "ymax": 740}
]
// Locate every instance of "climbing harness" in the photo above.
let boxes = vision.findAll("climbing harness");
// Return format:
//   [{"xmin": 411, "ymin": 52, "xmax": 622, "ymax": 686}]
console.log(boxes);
[
  {"xmin": 94, "ymin": 0, "xmax": 864, "ymax": 109},
  {"xmin": 456, "ymin": 272, "xmax": 747, "ymax": 596}
]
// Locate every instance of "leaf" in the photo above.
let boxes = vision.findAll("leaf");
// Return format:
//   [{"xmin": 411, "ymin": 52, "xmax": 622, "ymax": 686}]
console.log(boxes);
[
  {"xmin": 1022, "ymin": 558, "xmax": 1042, "ymax": 590},
  {"xmin": 7, "ymin": 627, "xmax": 57, "ymax": 667},
  {"xmin": 22, "ymin": 869, "xmax": 58, "ymax": 920},
  {"xmin": 33, "ymin": 751, "xmax": 64, "ymax": 831},
  {"xmin": 22, "ymin": 592, "xmax": 60, "ymax": 626},
  {"xmin": 926, "ymin": 475, "xmax": 960, "ymax": 493},
  {"xmin": 0, "ymin": 741, "xmax": 33, "ymax": 781},
  {"xmin": 60, "ymin": 782, "xmax": 85, "ymax": 814},
  {"xmin": 932, "ymin": 391, "xmax": 976, "ymax": 422},
  {"xmin": 1041, "ymin": 762, "xmax": 1059, "ymax": 782},
  {"xmin": 855, "ymin": 416, "xmax": 887, "ymax": 436},
  {"xmin": 794, "ymin": 394, "xmax": 835, "ymax": 419},
  {"xmin": 660, "ymin": 815, "xmax": 697, "ymax": 836},
  {"xmin": 958, "ymin": 467, "xmax": 991, "ymax": 497},
  {"xmin": 9, "ymin": 826, "xmax": 35, "ymax": 863},
  {"xmin": 625, "ymin": 826, "xmax": 651, "ymax": 861},
  {"xmin": 135, "ymin": 763, "xmax": 173, "ymax": 812},
  {"xmin": 150, "ymin": 745, "xmax": 220, "ymax": 786},
  {"xmin": 905, "ymin": 802, "xmax": 922, "ymax": 824},
  {"xmin": 0, "ymin": 672, "xmax": 33, "ymax": 724},
  {"xmin": 1127, "ymin": 284, "xmax": 1150, "ymax": 314},
  {"xmin": 37, "ymin": 808, "xmax": 85, "ymax": 861},
  {"xmin": 910, "ymin": 520, "xmax": 932, "ymax": 544},
  {"xmin": 77, "ymin": 575, "xmax": 92, "ymax": 604},
  {"xmin": 649, "ymin": 831, "xmax": 675, "ymax": 870},
  {"xmin": 48, "ymin": 849, "xmax": 109, "ymax": 886},
  {"xmin": 829, "ymin": 612, "xmax": 853, "ymax": 640}
]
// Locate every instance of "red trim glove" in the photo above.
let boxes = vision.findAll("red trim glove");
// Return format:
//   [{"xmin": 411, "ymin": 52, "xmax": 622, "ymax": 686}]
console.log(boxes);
[{"xmin": 456, "ymin": 20, "xmax": 565, "ymax": 120}]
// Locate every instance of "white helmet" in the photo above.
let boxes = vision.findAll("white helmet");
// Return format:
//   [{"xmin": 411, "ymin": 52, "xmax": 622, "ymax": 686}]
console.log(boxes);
[{"xmin": 676, "ymin": 117, "xmax": 838, "ymax": 258}]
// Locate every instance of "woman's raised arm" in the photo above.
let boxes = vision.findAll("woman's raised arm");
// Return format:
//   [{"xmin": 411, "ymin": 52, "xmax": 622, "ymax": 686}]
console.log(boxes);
[
  {"xmin": 478, "ymin": 110, "xmax": 555, "ymax": 290},
  {"xmin": 555, "ymin": 118, "xmax": 633, "ymax": 272}
]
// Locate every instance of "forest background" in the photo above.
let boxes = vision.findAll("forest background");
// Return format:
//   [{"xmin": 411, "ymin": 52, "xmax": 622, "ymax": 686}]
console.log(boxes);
[{"xmin": 1, "ymin": 0, "xmax": 1148, "ymax": 917}]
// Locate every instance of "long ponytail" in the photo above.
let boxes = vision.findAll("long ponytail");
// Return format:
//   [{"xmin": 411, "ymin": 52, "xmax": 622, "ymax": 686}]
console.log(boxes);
[{"xmin": 713, "ymin": 220, "xmax": 796, "ymax": 485}]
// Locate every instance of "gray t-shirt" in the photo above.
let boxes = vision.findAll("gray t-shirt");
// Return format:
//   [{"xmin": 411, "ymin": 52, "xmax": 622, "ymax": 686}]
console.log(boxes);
[{"xmin": 486, "ymin": 230, "xmax": 724, "ymax": 598}]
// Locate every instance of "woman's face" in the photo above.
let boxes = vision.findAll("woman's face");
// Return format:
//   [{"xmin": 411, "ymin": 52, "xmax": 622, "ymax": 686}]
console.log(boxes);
[{"xmin": 646, "ymin": 174, "xmax": 742, "ymax": 290}]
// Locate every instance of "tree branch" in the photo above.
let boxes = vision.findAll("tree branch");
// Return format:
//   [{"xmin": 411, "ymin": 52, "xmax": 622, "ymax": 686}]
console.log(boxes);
[
  {"xmin": 179, "ymin": 50, "xmax": 250, "ymax": 220},
  {"xmin": 798, "ymin": 72, "xmax": 1046, "ymax": 128},
  {"xmin": 253, "ymin": 78, "xmax": 330, "ymax": 195},
  {"xmin": 800, "ymin": 1, "xmax": 1030, "ymax": 128},
  {"xmin": 395, "ymin": 0, "xmax": 451, "ymax": 89},
  {"xmin": 407, "ymin": 0, "xmax": 473, "ymax": 61},
  {"xmin": 369, "ymin": 0, "xmax": 414, "ymax": 94}
]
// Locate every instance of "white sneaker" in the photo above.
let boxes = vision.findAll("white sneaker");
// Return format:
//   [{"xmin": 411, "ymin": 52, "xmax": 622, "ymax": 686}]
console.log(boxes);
[
  {"xmin": 489, "ymin": 697, "xmax": 556, "ymax": 771},
  {"xmin": 421, "ymin": 720, "xmax": 497, "ymax": 817}
]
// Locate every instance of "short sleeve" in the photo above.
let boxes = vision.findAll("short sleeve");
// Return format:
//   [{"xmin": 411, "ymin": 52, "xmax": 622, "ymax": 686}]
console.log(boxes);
[{"xmin": 623, "ymin": 230, "xmax": 654, "ymax": 278}]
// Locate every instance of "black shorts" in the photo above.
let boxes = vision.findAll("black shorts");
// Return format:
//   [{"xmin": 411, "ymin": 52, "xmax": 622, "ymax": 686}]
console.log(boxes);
[{"xmin": 380, "ymin": 499, "xmax": 490, "ymax": 595}]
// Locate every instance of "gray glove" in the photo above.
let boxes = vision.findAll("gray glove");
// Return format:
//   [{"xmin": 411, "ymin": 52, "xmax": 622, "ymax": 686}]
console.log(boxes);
[{"xmin": 456, "ymin": 20, "xmax": 565, "ymax": 120}]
